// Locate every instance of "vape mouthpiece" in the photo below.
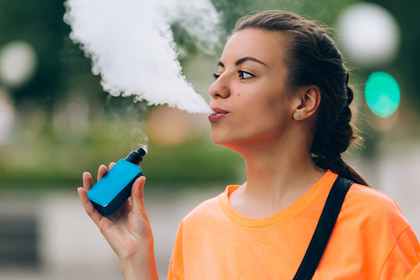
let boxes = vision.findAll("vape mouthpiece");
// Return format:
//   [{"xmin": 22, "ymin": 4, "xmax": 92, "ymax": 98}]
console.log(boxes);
[{"xmin": 125, "ymin": 147, "xmax": 147, "ymax": 165}]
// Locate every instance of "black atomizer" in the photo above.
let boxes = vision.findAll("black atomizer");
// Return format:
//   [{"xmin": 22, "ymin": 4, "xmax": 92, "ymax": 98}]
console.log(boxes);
[{"xmin": 87, "ymin": 147, "xmax": 146, "ymax": 216}]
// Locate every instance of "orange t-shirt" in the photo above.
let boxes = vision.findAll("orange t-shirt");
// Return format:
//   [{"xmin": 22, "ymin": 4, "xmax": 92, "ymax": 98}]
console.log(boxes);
[{"xmin": 168, "ymin": 171, "xmax": 420, "ymax": 279}]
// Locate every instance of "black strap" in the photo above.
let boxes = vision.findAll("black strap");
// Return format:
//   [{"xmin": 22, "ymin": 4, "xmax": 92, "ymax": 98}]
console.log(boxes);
[{"xmin": 293, "ymin": 176, "xmax": 353, "ymax": 280}]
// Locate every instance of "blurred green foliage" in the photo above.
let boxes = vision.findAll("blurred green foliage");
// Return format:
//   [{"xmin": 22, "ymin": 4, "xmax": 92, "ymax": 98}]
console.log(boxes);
[
  {"xmin": 0, "ymin": 0, "xmax": 419, "ymax": 188},
  {"xmin": 0, "ymin": 133, "xmax": 243, "ymax": 187}
]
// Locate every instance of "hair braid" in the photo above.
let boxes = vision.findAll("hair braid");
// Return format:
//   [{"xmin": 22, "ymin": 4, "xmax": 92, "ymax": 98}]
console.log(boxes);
[{"xmin": 314, "ymin": 78, "xmax": 367, "ymax": 185}]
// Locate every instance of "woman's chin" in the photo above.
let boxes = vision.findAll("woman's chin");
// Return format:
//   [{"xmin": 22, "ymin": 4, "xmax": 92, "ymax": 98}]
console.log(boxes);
[
  {"xmin": 211, "ymin": 136, "xmax": 227, "ymax": 146},
  {"xmin": 211, "ymin": 133, "xmax": 233, "ymax": 147},
  {"xmin": 211, "ymin": 133, "xmax": 242, "ymax": 150}
]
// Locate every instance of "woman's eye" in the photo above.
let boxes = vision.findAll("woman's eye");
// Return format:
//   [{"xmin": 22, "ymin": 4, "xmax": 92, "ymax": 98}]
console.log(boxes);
[
  {"xmin": 213, "ymin": 73, "xmax": 220, "ymax": 80},
  {"xmin": 238, "ymin": 71, "xmax": 254, "ymax": 79}
]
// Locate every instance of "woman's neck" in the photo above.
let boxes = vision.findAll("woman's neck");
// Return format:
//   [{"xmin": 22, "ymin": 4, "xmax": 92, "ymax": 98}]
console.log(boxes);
[{"xmin": 228, "ymin": 133, "xmax": 325, "ymax": 219}]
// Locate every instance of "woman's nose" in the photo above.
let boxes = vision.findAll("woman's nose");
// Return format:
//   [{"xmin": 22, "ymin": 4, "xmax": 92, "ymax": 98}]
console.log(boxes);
[{"xmin": 209, "ymin": 74, "xmax": 230, "ymax": 99}]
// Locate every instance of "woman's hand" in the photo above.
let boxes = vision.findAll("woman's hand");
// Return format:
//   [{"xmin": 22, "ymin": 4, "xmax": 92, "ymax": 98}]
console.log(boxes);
[{"xmin": 78, "ymin": 163, "xmax": 158, "ymax": 279}]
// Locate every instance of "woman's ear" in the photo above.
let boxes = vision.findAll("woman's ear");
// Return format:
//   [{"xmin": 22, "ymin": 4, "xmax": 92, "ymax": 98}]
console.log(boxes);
[{"xmin": 292, "ymin": 86, "xmax": 321, "ymax": 120}]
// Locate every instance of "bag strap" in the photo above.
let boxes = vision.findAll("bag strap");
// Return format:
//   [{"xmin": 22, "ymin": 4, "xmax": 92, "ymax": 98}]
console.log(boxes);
[{"xmin": 293, "ymin": 176, "xmax": 353, "ymax": 280}]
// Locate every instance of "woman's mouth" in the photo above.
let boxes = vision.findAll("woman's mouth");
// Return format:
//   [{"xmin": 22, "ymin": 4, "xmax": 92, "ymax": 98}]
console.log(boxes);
[{"xmin": 209, "ymin": 107, "xmax": 229, "ymax": 123}]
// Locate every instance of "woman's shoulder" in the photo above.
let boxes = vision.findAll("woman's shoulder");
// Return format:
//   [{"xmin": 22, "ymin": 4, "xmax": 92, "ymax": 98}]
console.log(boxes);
[
  {"xmin": 342, "ymin": 182, "xmax": 410, "ymax": 231},
  {"xmin": 346, "ymin": 182, "xmax": 401, "ymax": 211},
  {"xmin": 181, "ymin": 186, "xmax": 231, "ymax": 225}
]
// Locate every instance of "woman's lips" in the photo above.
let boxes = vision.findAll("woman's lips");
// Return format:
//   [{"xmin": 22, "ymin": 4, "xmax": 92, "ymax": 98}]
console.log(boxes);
[{"xmin": 209, "ymin": 107, "xmax": 229, "ymax": 123}]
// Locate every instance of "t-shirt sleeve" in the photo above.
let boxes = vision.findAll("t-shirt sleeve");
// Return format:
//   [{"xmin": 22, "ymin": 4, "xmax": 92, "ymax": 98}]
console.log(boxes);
[
  {"xmin": 168, "ymin": 221, "xmax": 184, "ymax": 280},
  {"xmin": 405, "ymin": 263, "xmax": 420, "ymax": 280},
  {"xmin": 380, "ymin": 225, "xmax": 420, "ymax": 280}
]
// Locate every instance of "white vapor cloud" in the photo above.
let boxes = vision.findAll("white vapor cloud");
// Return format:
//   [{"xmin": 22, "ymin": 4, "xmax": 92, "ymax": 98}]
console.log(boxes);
[{"xmin": 64, "ymin": 0, "xmax": 221, "ymax": 114}]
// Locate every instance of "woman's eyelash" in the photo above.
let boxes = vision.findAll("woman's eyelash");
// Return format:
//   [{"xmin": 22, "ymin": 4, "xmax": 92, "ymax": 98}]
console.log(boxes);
[
  {"xmin": 238, "ymin": 70, "xmax": 255, "ymax": 79},
  {"xmin": 213, "ymin": 71, "xmax": 255, "ymax": 80}
]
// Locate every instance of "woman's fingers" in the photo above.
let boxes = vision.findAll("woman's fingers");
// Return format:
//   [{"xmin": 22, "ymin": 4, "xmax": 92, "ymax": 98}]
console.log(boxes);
[
  {"xmin": 78, "ymin": 186, "xmax": 116, "ymax": 232},
  {"xmin": 96, "ymin": 162, "xmax": 116, "ymax": 182},
  {"xmin": 97, "ymin": 164, "xmax": 108, "ymax": 181},
  {"xmin": 80, "ymin": 172, "xmax": 98, "ymax": 221},
  {"xmin": 78, "ymin": 187, "xmax": 101, "ymax": 224},
  {"xmin": 83, "ymin": 172, "xmax": 93, "ymax": 191},
  {"xmin": 131, "ymin": 176, "xmax": 148, "ymax": 217},
  {"xmin": 80, "ymin": 171, "xmax": 108, "ymax": 229}
]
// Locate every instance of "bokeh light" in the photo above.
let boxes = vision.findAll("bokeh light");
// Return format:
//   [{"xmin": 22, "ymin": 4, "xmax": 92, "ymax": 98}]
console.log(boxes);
[
  {"xmin": 0, "ymin": 41, "xmax": 37, "ymax": 88},
  {"xmin": 337, "ymin": 3, "xmax": 400, "ymax": 66},
  {"xmin": 146, "ymin": 106, "xmax": 190, "ymax": 145},
  {"xmin": 365, "ymin": 71, "xmax": 400, "ymax": 118}
]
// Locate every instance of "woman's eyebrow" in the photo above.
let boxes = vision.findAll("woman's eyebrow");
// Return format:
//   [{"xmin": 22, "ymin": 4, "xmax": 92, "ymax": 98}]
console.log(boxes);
[
  {"xmin": 217, "ymin": 56, "xmax": 268, "ymax": 68},
  {"xmin": 235, "ymin": 56, "xmax": 267, "ymax": 66}
]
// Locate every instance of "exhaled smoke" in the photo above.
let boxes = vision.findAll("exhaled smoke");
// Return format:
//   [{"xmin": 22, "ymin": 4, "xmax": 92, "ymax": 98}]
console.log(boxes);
[{"xmin": 64, "ymin": 0, "xmax": 221, "ymax": 114}]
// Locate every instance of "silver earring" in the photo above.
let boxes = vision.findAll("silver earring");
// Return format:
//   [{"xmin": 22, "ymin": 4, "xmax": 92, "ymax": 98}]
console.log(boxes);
[{"xmin": 295, "ymin": 113, "xmax": 301, "ymax": 119}]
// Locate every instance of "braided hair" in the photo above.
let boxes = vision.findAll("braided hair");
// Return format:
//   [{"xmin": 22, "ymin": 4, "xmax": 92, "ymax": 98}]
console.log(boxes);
[{"xmin": 234, "ymin": 10, "xmax": 368, "ymax": 185}]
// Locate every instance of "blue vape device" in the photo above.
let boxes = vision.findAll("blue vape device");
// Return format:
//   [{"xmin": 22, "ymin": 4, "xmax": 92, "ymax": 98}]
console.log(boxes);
[{"xmin": 87, "ymin": 147, "xmax": 146, "ymax": 216}]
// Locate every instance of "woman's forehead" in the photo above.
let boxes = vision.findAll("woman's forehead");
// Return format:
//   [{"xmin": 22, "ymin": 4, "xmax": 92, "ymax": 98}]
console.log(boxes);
[{"xmin": 220, "ymin": 29, "xmax": 288, "ymax": 66}]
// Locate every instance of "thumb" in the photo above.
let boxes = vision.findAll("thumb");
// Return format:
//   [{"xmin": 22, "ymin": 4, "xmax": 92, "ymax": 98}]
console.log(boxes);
[{"xmin": 131, "ymin": 176, "xmax": 148, "ymax": 217}]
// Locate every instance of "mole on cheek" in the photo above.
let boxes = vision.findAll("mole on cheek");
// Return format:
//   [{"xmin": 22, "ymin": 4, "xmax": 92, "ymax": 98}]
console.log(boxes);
[{"xmin": 237, "ymin": 94, "xmax": 240, "ymax": 96}]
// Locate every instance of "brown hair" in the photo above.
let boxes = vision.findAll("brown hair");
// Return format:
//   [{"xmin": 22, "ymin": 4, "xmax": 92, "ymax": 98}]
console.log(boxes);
[{"xmin": 234, "ymin": 10, "xmax": 368, "ymax": 185}]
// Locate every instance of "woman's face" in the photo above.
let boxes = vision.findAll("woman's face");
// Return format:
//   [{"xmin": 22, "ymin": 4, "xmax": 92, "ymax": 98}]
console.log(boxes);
[{"xmin": 209, "ymin": 28, "xmax": 296, "ymax": 149}]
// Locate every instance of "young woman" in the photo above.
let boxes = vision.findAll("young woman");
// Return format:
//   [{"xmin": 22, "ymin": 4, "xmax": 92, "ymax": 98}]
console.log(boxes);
[{"xmin": 78, "ymin": 10, "xmax": 420, "ymax": 279}]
